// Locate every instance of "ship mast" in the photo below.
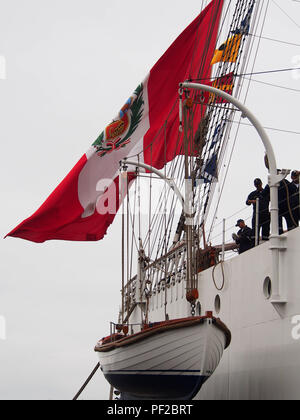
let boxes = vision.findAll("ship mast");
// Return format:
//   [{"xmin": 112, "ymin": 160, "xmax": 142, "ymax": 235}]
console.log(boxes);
[
  {"xmin": 118, "ymin": 0, "xmax": 261, "ymax": 327},
  {"xmin": 183, "ymin": 101, "xmax": 198, "ymax": 310}
]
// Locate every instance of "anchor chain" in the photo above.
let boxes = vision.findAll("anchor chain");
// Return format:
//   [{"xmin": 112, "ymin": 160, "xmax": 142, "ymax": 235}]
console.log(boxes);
[{"xmin": 186, "ymin": 289, "xmax": 198, "ymax": 317}]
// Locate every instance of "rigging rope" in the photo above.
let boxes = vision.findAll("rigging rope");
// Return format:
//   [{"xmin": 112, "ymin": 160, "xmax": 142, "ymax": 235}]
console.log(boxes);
[
  {"xmin": 124, "ymin": 0, "xmax": 268, "ymax": 294},
  {"xmin": 212, "ymin": 260, "xmax": 225, "ymax": 291},
  {"xmin": 208, "ymin": 0, "xmax": 269, "ymax": 241},
  {"xmin": 189, "ymin": 66, "xmax": 300, "ymax": 81},
  {"xmin": 198, "ymin": 2, "xmax": 254, "ymax": 236},
  {"xmin": 227, "ymin": 120, "xmax": 300, "ymax": 136},
  {"xmin": 128, "ymin": 0, "xmax": 263, "ymax": 247},
  {"xmin": 194, "ymin": 0, "xmax": 256, "ymax": 230},
  {"xmin": 249, "ymin": 33, "xmax": 300, "ymax": 48},
  {"xmin": 271, "ymin": 0, "xmax": 300, "ymax": 31},
  {"xmin": 240, "ymin": 76, "xmax": 300, "ymax": 93},
  {"xmin": 72, "ymin": 363, "xmax": 100, "ymax": 400}
]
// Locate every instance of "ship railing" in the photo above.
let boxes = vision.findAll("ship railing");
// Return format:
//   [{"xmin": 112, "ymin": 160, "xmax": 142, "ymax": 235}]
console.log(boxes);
[
  {"xmin": 143, "ymin": 243, "xmax": 187, "ymax": 295},
  {"xmin": 209, "ymin": 190, "xmax": 300, "ymax": 260},
  {"xmin": 109, "ymin": 321, "xmax": 149, "ymax": 339},
  {"xmin": 122, "ymin": 242, "xmax": 188, "ymax": 305}
]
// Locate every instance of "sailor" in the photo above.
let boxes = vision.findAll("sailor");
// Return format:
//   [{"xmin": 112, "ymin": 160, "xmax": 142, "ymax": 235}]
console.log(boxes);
[
  {"xmin": 263, "ymin": 156, "xmax": 296, "ymax": 233},
  {"xmin": 289, "ymin": 170, "xmax": 299, "ymax": 229},
  {"xmin": 246, "ymin": 178, "xmax": 270, "ymax": 241},
  {"xmin": 277, "ymin": 174, "xmax": 299, "ymax": 233},
  {"xmin": 232, "ymin": 219, "xmax": 254, "ymax": 254},
  {"xmin": 291, "ymin": 170, "xmax": 300, "ymax": 189}
]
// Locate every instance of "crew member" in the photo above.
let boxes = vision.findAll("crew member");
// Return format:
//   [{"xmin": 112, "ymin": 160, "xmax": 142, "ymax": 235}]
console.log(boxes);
[
  {"xmin": 278, "ymin": 174, "xmax": 299, "ymax": 232},
  {"xmin": 289, "ymin": 170, "xmax": 299, "ymax": 229},
  {"xmin": 264, "ymin": 155, "xmax": 298, "ymax": 232},
  {"xmin": 246, "ymin": 178, "xmax": 270, "ymax": 241},
  {"xmin": 232, "ymin": 219, "xmax": 254, "ymax": 254}
]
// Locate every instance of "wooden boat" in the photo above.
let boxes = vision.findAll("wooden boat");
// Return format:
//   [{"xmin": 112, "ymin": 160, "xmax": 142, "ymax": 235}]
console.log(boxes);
[{"xmin": 95, "ymin": 312, "xmax": 231, "ymax": 400}]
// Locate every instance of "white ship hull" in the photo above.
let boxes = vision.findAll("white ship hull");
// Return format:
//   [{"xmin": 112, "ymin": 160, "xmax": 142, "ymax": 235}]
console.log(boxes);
[
  {"xmin": 127, "ymin": 227, "xmax": 300, "ymax": 400},
  {"xmin": 197, "ymin": 227, "xmax": 300, "ymax": 400},
  {"xmin": 96, "ymin": 317, "xmax": 229, "ymax": 400}
]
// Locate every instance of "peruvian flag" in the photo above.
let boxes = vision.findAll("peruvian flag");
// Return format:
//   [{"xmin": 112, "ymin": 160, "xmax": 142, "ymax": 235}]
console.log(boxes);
[{"xmin": 7, "ymin": 0, "xmax": 223, "ymax": 243}]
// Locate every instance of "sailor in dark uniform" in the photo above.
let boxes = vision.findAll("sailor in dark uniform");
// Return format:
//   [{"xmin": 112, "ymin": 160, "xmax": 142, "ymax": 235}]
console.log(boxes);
[
  {"xmin": 246, "ymin": 178, "xmax": 270, "ymax": 241},
  {"xmin": 232, "ymin": 219, "xmax": 254, "ymax": 254},
  {"xmin": 264, "ymin": 155, "xmax": 298, "ymax": 232},
  {"xmin": 289, "ymin": 170, "xmax": 299, "ymax": 229},
  {"xmin": 277, "ymin": 173, "xmax": 299, "ymax": 232}
]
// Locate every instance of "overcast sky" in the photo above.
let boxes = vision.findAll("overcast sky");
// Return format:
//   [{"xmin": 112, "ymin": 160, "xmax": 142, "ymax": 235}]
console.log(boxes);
[{"xmin": 1, "ymin": 0, "xmax": 300, "ymax": 400}]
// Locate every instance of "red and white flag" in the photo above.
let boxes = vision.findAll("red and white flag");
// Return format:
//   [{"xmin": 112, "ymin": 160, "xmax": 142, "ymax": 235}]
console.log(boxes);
[{"xmin": 7, "ymin": 0, "xmax": 223, "ymax": 243}]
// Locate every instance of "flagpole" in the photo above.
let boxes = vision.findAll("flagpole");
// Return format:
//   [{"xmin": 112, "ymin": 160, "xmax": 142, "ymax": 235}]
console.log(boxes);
[{"xmin": 180, "ymin": 82, "xmax": 286, "ymax": 304}]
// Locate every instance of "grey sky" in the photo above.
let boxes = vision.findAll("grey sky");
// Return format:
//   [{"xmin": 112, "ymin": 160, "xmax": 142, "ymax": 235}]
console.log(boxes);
[{"xmin": 0, "ymin": 0, "xmax": 300, "ymax": 400}]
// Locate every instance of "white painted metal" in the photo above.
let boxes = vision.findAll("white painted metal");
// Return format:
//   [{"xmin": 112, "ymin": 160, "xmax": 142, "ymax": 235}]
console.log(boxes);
[{"xmin": 121, "ymin": 159, "xmax": 185, "ymax": 210}]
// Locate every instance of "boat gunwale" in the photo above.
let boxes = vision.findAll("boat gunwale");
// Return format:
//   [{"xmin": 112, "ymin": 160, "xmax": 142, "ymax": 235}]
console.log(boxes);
[{"xmin": 94, "ymin": 315, "xmax": 231, "ymax": 353}]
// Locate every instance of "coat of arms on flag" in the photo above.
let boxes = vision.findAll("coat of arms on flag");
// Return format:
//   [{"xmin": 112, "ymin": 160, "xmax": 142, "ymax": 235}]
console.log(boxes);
[{"xmin": 93, "ymin": 84, "xmax": 145, "ymax": 158}]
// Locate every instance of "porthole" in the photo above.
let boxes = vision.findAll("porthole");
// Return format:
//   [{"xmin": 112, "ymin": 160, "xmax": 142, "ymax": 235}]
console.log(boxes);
[
  {"xmin": 214, "ymin": 295, "xmax": 221, "ymax": 314},
  {"xmin": 263, "ymin": 276, "xmax": 272, "ymax": 299}
]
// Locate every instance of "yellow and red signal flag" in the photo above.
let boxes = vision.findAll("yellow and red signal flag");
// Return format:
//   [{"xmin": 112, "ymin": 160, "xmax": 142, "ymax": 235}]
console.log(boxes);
[
  {"xmin": 211, "ymin": 34, "xmax": 242, "ymax": 65},
  {"xmin": 195, "ymin": 72, "xmax": 234, "ymax": 105}
]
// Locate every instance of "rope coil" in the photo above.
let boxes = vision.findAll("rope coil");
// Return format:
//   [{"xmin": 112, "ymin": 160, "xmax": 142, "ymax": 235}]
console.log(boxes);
[{"xmin": 212, "ymin": 260, "xmax": 225, "ymax": 291}]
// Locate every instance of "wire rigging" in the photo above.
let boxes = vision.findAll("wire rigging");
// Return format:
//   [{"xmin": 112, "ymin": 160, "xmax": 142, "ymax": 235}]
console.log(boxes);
[
  {"xmin": 208, "ymin": 0, "xmax": 269, "ymax": 241},
  {"xmin": 249, "ymin": 33, "xmax": 300, "ymax": 48},
  {"xmin": 271, "ymin": 0, "xmax": 300, "ymax": 31},
  {"xmin": 189, "ymin": 66, "xmax": 300, "ymax": 82},
  {"xmin": 240, "ymin": 76, "xmax": 300, "ymax": 93},
  {"xmin": 122, "ymin": 0, "xmax": 292, "ymax": 300},
  {"xmin": 228, "ymin": 120, "xmax": 300, "ymax": 136}
]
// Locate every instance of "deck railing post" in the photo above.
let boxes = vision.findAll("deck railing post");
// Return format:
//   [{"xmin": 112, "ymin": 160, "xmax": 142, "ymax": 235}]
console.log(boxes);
[
  {"xmin": 222, "ymin": 219, "xmax": 225, "ymax": 262},
  {"xmin": 255, "ymin": 198, "xmax": 260, "ymax": 246}
]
